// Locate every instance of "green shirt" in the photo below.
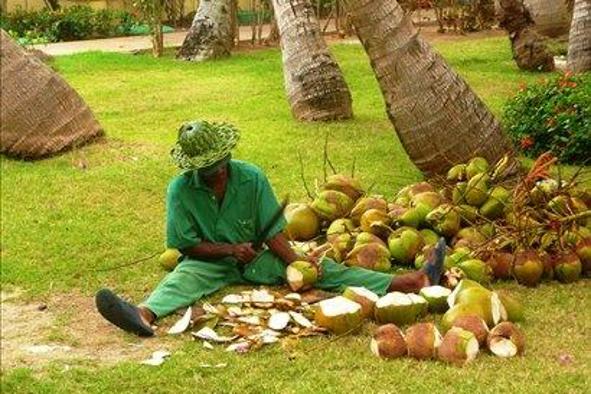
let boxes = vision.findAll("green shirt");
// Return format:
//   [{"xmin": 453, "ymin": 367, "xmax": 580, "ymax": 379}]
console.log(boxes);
[{"xmin": 166, "ymin": 160, "xmax": 286, "ymax": 250}]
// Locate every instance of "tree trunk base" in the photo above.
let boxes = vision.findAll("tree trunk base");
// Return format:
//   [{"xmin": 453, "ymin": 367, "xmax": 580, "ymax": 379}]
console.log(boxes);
[{"xmin": 511, "ymin": 29, "xmax": 555, "ymax": 71}]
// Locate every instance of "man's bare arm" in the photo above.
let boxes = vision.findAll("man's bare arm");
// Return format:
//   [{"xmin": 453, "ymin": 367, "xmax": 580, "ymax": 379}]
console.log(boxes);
[
  {"xmin": 265, "ymin": 233, "xmax": 300, "ymax": 265},
  {"xmin": 181, "ymin": 242, "xmax": 256, "ymax": 264}
]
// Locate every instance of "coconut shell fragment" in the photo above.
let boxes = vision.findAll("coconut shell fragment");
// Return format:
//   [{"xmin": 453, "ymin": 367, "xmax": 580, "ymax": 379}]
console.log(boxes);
[
  {"xmin": 487, "ymin": 322, "xmax": 525, "ymax": 358},
  {"xmin": 370, "ymin": 324, "xmax": 408, "ymax": 359},
  {"xmin": 437, "ymin": 327, "xmax": 480, "ymax": 366}
]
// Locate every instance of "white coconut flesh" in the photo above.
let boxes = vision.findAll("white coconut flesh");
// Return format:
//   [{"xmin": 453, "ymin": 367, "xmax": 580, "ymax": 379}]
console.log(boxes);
[
  {"xmin": 433, "ymin": 326, "xmax": 443, "ymax": 348},
  {"xmin": 288, "ymin": 311, "xmax": 313, "ymax": 328},
  {"xmin": 221, "ymin": 294, "xmax": 244, "ymax": 304},
  {"xmin": 284, "ymin": 293, "xmax": 302, "ymax": 301},
  {"xmin": 370, "ymin": 338, "xmax": 380, "ymax": 357},
  {"xmin": 268, "ymin": 312, "xmax": 291, "ymax": 331},
  {"xmin": 376, "ymin": 292, "xmax": 413, "ymax": 309},
  {"xmin": 420, "ymin": 286, "xmax": 452, "ymax": 299},
  {"xmin": 491, "ymin": 292, "xmax": 508, "ymax": 325},
  {"xmin": 286, "ymin": 266, "xmax": 304, "ymax": 289},
  {"xmin": 348, "ymin": 286, "xmax": 380, "ymax": 302},
  {"xmin": 489, "ymin": 338, "xmax": 518, "ymax": 358},
  {"xmin": 465, "ymin": 336, "xmax": 480, "ymax": 362},
  {"xmin": 407, "ymin": 293, "xmax": 428, "ymax": 306},
  {"xmin": 318, "ymin": 296, "xmax": 361, "ymax": 316}
]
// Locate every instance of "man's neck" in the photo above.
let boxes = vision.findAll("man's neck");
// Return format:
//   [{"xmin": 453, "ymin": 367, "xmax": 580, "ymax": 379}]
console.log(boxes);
[{"xmin": 201, "ymin": 165, "xmax": 229, "ymax": 203}]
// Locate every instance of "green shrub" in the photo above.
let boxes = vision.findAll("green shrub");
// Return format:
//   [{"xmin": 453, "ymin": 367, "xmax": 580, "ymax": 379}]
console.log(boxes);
[
  {"xmin": 0, "ymin": 6, "xmax": 141, "ymax": 44},
  {"xmin": 503, "ymin": 73, "xmax": 591, "ymax": 165}
]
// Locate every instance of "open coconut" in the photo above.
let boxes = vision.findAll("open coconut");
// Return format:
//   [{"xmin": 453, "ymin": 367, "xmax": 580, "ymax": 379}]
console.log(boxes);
[
  {"xmin": 374, "ymin": 292, "xmax": 427, "ymax": 326},
  {"xmin": 342, "ymin": 287, "xmax": 379, "ymax": 319},
  {"xmin": 284, "ymin": 203, "xmax": 321, "ymax": 241},
  {"xmin": 350, "ymin": 196, "xmax": 387, "ymax": 225},
  {"xmin": 405, "ymin": 322, "xmax": 442, "ymax": 360},
  {"xmin": 345, "ymin": 242, "xmax": 391, "ymax": 272},
  {"xmin": 370, "ymin": 324, "xmax": 408, "ymax": 359},
  {"xmin": 388, "ymin": 227, "xmax": 424, "ymax": 265},
  {"xmin": 451, "ymin": 288, "xmax": 507, "ymax": 327},
  {"xmin": 323, "ymin": 174, "xmax": 364, "ymax": 202},
  {"xmin": 286, "ymin": 261, "xmax": 318, "ymax": 292},
  {"xmin": 419, "ymin": 286, "xmax": 452, "ymax": 313},
  {"xmin": 310, "ymin": 190, "xmax": 354, "ymax": 222},
  {"xmin": 437, "ymin": 327, "xmax": 480, "ymax": 366},
  {"xmin": 451, "ymin": 315, "xmax": 489, "ymax": 346},
  {"xmin": 314, "ymin": 296, "xmax": 363, "ymax": 335},
  {"xmin": 513, "ymin": 250, "xmax": 544, "ymax": 287},
  {"xmin": 487, "ymin": 322, "xmax": 525, "ymax": 358}
]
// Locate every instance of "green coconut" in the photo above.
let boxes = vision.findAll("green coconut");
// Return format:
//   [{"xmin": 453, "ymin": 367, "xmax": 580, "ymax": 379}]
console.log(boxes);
[
  {"xmin": 426, "ymin": 204, "xmax": 461, "ymax": 237},
  {"xmin": 419, "ymin": 286, "xmax": 452, "ymax": 313},
  {"xmin": 456, "ymin": 205, "xmax": 479, "ymax": 226},
  {"xmin": 374, "ymin": 292, "xmax": 426, "ymax": 326},
  {"xmin": 394, "ymin": 207, "xmax": 422, "ymax": 229},
  {"xmin": 553, "ymin": 251, "xmax": 582, "ymax": 283},
  {"xmin": 447, "ymin": 164, "xmax": 467, "ymax": 182},
  {"xmin": 345, "ymin": 243, "xmax": 392, "ymax": 272},
  {"xmin": 513, "ymin": 250, "xmax": 544, "ymax": 287},
  {"xmin": 286, "ymin": 261, "xmax": 318, "ymax": 292},
  {"xmin": 530, "ymin": 179, "xmax": 558, "ymax": 205},
  {"xmin": 547, "ymin": 195, "xmax": 571, "ymax": 216},
  {"xmin": 479, "ymin": 186, "xmax": 510, "ymax": 220},
  {"xmin": 437, "ymin": 327, "xmax": 480, "ymax": 366},
  {"xmin": 355, "ymin": 232, "xmax": 387, "ymax": 248},
  {"xmin": 411, "ymin": 191, "xmax": 442, "ymax": 224},
  {"xmin": 329, "ymin": 233, "xmax": 355, "ymax": 263},
  {"xmin": 447, "ymin": 247, "xmax": 473, "ymax": 269},
  {"xmin": 466, "ymin": 157, "xmax": 489, "ymax": 179},
  {"xmin": 575, "ymin": 238, "xmax": 591, "ymax": 275},
  {"xmin": 407, "ymin": 182, "xmax": 435, "ymax": 198},
  {"xmin": 350, "ymin": 196, "xmax": 387, "ymax": 224},
  {"xmin": 441, "ymin": 303, "xmax": 487, "ymax": 333},
  {"xmin": 420, "ymin": 229, "xmax": 439, "ymax": 246},
  {"xmin": 497, "ymin": 292, "xmax": 525, "ymax": 322},
  {"xmin": 159, "ymin": 248, "xmax": 182, "ymax": 271},
  {"xmin": 310, "ymin": 190, "xmax": 354, "ymax": 222},
  {"xmin": 457, "ymin": 259, "xmax": 492, "ymax": 284},
  {"xmin": 465, "ymin": 173, "xmax": 490, "ymax": 207},
  {"xmin": 447, "ymin": 279, "xmax": 486, "ymax": 308},
  {"xmin": 314, "ymin": 296, "xmax": 363, "ymax": 335},
  {"xmin": 452, "ymin": 183, "xmax": 468, "ymax": 205},
  {"xmin": 388, "ymin": 227, "xmax": 424, "ymax": 265},
  {"xmin": 284, "ymin": 203, "xmax": 321, "ymax": 241},
  {"xmin": 478, "ymin": 223, "xmax": 496, "ymax": 239},
  {"xmin": 360, "ymin": 208, "xmax": 392, "ymax": 237},
  {"xmin": 323, "ymin": 174, "xmax": 364, "ymax": 202},
  {"xmin": 453, "ymin": 227, "xmax": 487, "ymax": 249},
  {"xmin": 343, "ymin": 287, "xmax": 379, "ymax": 319},
  {"xmin": 326, "ymin": 218, "xmax": 355, "ymax": 242}
]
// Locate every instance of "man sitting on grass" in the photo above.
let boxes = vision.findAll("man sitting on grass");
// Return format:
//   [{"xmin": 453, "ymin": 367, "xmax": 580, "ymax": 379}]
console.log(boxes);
[{"xmin": 96, "ymin": 120, "xmax": 445, "ymax": 336}]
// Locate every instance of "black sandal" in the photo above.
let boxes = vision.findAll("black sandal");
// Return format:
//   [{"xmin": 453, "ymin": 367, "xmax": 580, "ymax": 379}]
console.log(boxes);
[{"xmin": 95, "ymin": 288, "xmax": 154, "ymax": 337}]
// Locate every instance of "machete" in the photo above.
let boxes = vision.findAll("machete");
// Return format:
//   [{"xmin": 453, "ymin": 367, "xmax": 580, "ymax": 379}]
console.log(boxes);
[{"xmin": 253, "ymin": 196, "xmax": 290, "ymax": 249}]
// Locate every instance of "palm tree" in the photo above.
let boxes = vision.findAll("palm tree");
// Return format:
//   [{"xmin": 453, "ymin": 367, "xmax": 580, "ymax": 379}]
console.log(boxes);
[
  {"xmin": 567, "ymin": 0, "xmax": 591, "ymax": 72},
  {"xmin": 339, "ymin": 0, "xmax": 516, "ymax": 175},
  {"xmin": 177, "ymin": 0, "xmax": 234, "ymax": 61},
  {"xmin": 0, "ymin": 30, "xmax": 102, "ymax": 159},
  {"xmin": 523, "ymin": 0, "xmax": 572, "ymax": 37},
  {"xmin": 271, "ymin": 0, "xmax": 353, "ymax": 121},
  {"xmin": 498, "ymin": 0, "xmax": 555, "ymax": 72}
]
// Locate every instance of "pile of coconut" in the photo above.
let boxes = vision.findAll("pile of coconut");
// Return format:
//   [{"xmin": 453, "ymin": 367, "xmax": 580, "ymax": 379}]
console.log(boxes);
[{"xmin": 282, "ymin": 153, "xmax": 590, "ymax": 288}]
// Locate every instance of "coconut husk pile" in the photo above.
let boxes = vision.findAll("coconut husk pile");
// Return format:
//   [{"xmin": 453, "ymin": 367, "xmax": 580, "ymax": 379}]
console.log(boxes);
[{"xmin": 284, "ymin": 152, "xmax": 590, "ymax": 288}]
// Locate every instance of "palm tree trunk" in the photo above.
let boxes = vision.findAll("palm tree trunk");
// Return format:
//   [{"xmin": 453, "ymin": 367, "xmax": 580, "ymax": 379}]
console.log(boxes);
[
  {"xmin": 340, "ymin": 0, "xmax": 516, "ymax": 175},
  {"xmin": 0, "ymin": 30, "xmax": 103, "ymax": 159},
  {"xmin": 498, "ymin": 0, "xmax": 555, "ymax": 72},
  {"xmin": 523, "ymin": 0, "xmax": 572, "ymax": 37},
  {"xmin": 271, "ymin": 0, "xmax": 353, "ymax": 121},
  {"xmin": 567, "ymin": 0, "xmax": 591, "ymax": 72},
  {"xmin": 177, "ymin": 0, "xmax": 234, "ymax": 61}
]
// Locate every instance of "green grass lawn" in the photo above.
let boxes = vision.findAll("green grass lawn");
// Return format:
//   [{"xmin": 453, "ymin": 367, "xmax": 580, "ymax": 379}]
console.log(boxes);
[{"xmin": 1, "ymin": 37, "xmax": 590, "ymax": 393}]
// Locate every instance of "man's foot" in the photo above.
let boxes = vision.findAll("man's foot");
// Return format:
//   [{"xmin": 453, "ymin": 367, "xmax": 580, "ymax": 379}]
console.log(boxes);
[
  {"xmin": 95, "ymin": 288, "xmax": 154, "ymax": 337},
  {"xmin": 423, "ymin": 237, "xmax": 447, "ymax": 286}
]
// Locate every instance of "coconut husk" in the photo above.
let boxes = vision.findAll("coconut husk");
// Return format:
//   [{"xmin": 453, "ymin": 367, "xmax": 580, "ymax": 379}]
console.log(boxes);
[{"xmin": 0, "ymin": 30, "xmax": 103, "ymax": 159}]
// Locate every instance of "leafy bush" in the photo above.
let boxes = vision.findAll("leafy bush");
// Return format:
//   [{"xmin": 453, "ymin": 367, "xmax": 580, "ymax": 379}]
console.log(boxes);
[
  {"xmin": 0, "ymin": 6, "xmax": 142, "ymax": 44},
  {"xmin": 503, "ymin": 73, "xmax": 591, "ymax": 165}
]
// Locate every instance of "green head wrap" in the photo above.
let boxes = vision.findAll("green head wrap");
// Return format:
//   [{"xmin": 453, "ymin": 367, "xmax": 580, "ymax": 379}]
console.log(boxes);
[{"xmin": 170, "ymin": 120, "xmax": 240, "ymax": 170}]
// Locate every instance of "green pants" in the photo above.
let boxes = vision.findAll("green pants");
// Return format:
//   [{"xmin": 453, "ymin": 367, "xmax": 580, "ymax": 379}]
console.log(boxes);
[{"xmin": 143, "ymin": 250, "xmax": 393, "ymax": 318}]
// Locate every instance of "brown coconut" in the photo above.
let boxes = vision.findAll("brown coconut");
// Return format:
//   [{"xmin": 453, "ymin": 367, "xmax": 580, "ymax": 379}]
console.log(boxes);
[
  {"xmin": 451, "ymin": 315, "xmax": 489, "ymax": 346},
  {"xmin": 486, "ymin": 252, "xmax": 514, "ymax": 280},
  {"xmin": 437, "ymin": 327, "xmax": 480, "ymax": 366},
  {"xmin": 405, "ymin": 323, "xmax": 442, "ymax": 360},
  {"xmin": 370, "ymin": 324, "xmax": 408, "ymax": 359},
  {"xmin": 487, "ymin": 322, "xmax": 526, "ymax": 358}
]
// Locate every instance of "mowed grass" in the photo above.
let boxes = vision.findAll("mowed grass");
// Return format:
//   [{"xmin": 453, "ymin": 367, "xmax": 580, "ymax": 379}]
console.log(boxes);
[{"xmin": 1, "ymin": 37, "xmax": 590, "ymax": 393}]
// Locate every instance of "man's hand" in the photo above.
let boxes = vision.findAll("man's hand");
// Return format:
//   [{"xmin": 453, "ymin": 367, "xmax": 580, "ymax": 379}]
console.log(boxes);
[{"xmin": 231, "ymin": 243, "xmax": 257, "ymax": 264}]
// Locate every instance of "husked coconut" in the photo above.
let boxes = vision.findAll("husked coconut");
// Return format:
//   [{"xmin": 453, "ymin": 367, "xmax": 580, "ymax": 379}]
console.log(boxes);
[
  {"xmin": 286, "ymin": 261, "xmax": 318, "ymax": 292},
  {"xmin": 310, "ymin": 190, "xmax": 354, "ymax": 221},
  {"xmin": 437, "ymin": 327, "xmax": 480, "ymax": 366},
  {"xmin": 487, "ymin": 322, "xmax": 526, "ymax": 358},
  {"xmin": 314, "ymin": 296, "xmax": 363, "ymax": 335},
  {"xmin": 350, "ymin": 196, "xmax": 388, "ymax": 224},
  {"xmin": 405, "ymin": 323, "xmax": 442, "ymax": 360},
  {"xmin": 419, "ymin": 286, "xmax": 452, "ymax": 313},
  {"xmin": 323, "ymin": 174, "xmax": 364, "ymax": 201},
  {"xmin": 451, "ymin": 315, "xmax": 489, "ymax": 346},
  {"xmin": 284, "ymin": 203, "xmax": 321, "ymax": 241},
  {"xmin": 342, "ymin": 287, "xmax": 379, "ymax": 319},
  {"xmin": 513, "ymin": 250, "xmax": 544, "ymax": 287},
  {"xmin": 370, "ymin": 324, "xmax": 408, "ymax": 359}
]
